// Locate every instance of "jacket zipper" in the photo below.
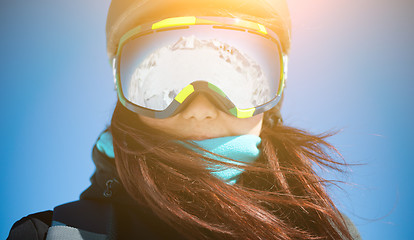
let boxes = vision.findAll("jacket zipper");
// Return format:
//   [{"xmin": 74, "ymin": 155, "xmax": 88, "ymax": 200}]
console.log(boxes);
[{"xmin": 104, "ymin": 178, "xmax": 119, "ymax": 198}]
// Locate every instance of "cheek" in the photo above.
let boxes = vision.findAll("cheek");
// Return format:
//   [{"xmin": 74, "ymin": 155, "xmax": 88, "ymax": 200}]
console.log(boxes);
[
  {"xmin": 226, "ymin": 114, "xmax": 264, "ymax": 136},
  {"xmin": 138, "ymin": 115, "xmax": 176, "ymax": 132}
]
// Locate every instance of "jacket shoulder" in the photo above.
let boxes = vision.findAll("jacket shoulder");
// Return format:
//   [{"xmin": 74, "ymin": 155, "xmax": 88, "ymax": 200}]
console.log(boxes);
[
  {"xmin": 7, "ymin": 210, "xmax": 53, "ymax": 240},
  {"xmin": 341, "ymin": 213, "xmax": 362, "ymax": 240}
]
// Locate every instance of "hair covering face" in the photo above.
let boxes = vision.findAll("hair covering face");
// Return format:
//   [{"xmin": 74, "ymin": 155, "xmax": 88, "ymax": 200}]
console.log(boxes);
[{"xmin": 106, "ymin": 0, "xmax": 291, "ymax": 59}]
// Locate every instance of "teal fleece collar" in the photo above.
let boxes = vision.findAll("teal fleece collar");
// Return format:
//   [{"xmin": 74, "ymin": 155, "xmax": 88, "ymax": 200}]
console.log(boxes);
[
  {"xmin": 181, "ymin": 135, "xmax": 261, "ymax": 185},
  {"xmin": 96, "ymin": 131, "xmax": 261, "ymax": 185},
  {"xmin": 96, "ymin": 131, "xmax": 115, "ymax": 159}
]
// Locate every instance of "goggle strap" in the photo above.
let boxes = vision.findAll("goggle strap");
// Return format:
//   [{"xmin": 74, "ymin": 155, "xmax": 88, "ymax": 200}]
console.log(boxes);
[{"xmin": 112, "ymin": 58, "xmax": 118, "ymax": 90}]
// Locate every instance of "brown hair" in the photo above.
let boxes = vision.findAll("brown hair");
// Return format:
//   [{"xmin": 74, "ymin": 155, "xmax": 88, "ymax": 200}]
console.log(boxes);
[{"xmin": 110, "ymin": 102, "xmax": 354, "ymax": 239}]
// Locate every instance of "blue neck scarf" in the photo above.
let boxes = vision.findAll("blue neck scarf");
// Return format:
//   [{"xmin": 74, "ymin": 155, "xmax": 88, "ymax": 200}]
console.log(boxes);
[
  {"xmin": 96, "ymin": 132, "xmax": 261, "ymax": 185},
  {"xmin": 181, "ymin": 135, "xmax": 261, "ymax": 185}
]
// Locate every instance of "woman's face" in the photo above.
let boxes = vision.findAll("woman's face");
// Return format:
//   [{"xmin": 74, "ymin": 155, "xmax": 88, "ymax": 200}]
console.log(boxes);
[{"xmin": 139, "ymin": 94, "xmax": 263, "ymax": 140}]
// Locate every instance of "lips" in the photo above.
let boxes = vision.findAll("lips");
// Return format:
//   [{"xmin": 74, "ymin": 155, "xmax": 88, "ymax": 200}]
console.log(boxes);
[
  {"xmin": 187, "ymin": 136, "xmax": 214, "ymax": 141},
  {"xmin": 184, "ymin": 133, "xmax": 226, "ymax": 141}
]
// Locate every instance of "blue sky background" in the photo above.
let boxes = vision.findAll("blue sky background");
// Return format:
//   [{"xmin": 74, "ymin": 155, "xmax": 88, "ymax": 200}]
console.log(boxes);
[{"xmin": 1, "ymin": 0, "xmax": 413, "ymax": 239}]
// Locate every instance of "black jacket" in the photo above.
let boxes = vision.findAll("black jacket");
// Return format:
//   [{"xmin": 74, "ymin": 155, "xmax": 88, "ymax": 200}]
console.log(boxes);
[
  {"xmin": 7, "ymin": 144, "xmax": 187, "ymax": 240},
  {"xmin": 7, "ymin": 140, "xmax": 362, "ymax": 240}
]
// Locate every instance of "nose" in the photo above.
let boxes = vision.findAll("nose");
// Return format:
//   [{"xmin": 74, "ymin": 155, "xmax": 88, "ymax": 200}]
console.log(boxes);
[{"xmin": 180, "ymin": 94, "xmax": 219, "ymax": 121}]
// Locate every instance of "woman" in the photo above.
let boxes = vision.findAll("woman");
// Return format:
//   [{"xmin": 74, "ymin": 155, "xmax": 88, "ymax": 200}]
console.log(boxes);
[{"xmin": 8, "ymin": 0, "xmax": 361, "ymax": 239}]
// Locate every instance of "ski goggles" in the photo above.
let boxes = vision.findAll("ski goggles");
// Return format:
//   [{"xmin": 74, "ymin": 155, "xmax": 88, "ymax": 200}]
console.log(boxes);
[{"xmin": 112, "ymin": 16, "xmax": 288, "ymax": 119}]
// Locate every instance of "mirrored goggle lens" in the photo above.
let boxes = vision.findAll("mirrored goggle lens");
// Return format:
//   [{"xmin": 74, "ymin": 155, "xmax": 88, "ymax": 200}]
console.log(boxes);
[{"xmin": 119, "ymin": 24, "xmax": 282, "ymax": 111}]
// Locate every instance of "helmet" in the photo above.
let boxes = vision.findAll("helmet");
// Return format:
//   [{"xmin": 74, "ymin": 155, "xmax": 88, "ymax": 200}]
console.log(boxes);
[{"xmin": 106, "ymin": 0, "xmax": 291, "ymax": 59}]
